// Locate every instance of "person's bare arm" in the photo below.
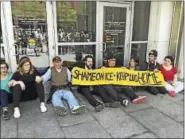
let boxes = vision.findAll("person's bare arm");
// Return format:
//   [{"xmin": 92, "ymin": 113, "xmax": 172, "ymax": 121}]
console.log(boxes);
[{"xmin": 172, "ymin": 74, "xmax": 177, "ymax": 86}]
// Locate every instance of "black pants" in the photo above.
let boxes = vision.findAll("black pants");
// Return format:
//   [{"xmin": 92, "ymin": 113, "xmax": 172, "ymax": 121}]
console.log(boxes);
[
  {"xmin": 79, "ymin": 86, "xmax": 114, "ymax": 107},
  {"xmin": 146, "ymin": 86, "xmax": 168, "ymax": 95},
  {"xmin": 115, "ymin": 86, "xmax": 138, "ymax": 101},
  {"xmin": 0, "ymin": 90, "xmax": 8, "ymax": 107},
  {"xmin": 102, "ymin": 85, "xmax": 127, "ymax": 102},
  {"xmin": 0, "ymin": 90, "xmax": 13, "ymax": 107},
  {"xmin": 13, "ymin": 83, "xmax": 45, "ymax": 107}
]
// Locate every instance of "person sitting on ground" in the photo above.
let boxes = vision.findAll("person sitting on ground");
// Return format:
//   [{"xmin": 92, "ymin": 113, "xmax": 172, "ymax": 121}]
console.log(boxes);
[
  {"xmin": 142, "ymin": 50, "xmax": 168, "ymax": 95},
  {"xmin": 39, "ymin": 56, "xmax": 86, "ymax": 116},
  {"xmin": 0, "ymin": 61, "xmax": 13, "ymax": 120},
  {"xmin": 100, "ymin": 59, "xmax": 129, "ymax": 107},
  {"xmin": 160, "ymin": 56, "xmax": 184, "ymax": 97},
  {"xmin": 128, "ymin": 57, "xmax": 140, "ymax": 71},
  {"xmin": 128, "ymin": 57, "xmax": 141, "ymax": 92},
  {"xmin": 9, "ymin": 57, "xmax": 47, "ymax": 118},
  {"xmin": 103, "ymin": 54, "xmax": 146, "ymax": 104},
  {"xmin": 77, "ymin": 55, "xmax": 122, "ymax": 111}
]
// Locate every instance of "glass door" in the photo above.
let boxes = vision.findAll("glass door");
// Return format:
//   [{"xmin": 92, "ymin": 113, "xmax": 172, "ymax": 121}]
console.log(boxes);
[
  {"xmin": 97, "ymin": 2, "xmax": 132, "ymax": 67},
  {"xmin": 55, "ymin": 1, "xmax": 97, "ymax": 69},
  {"xmin": 10, "ymin": 1, "xmax": 50, "ymax": 68}
]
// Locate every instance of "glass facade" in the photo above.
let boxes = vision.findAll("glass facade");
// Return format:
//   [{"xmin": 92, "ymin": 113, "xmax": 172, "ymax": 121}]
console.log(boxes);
[
  {"xmin": 130, "ymin": 1, "xmax": 151, "ymax": 67},
  {"xmin": 132, "ymin": 1, "xmax": 151, "ymax": 41},
  {"xmin": 1, "ymin": 1, "xmax": 151, "ymax": 70},
  {"xmin": 103, "ymin": 6, "xmax": 127, "ymax": 66},
  {"xmin": 11, "ymin": 1, "xmax": 49, "ymax": 67},
  {"xmin": 56, "ymin": 1, "xmax": 96, "ymax": 43}
]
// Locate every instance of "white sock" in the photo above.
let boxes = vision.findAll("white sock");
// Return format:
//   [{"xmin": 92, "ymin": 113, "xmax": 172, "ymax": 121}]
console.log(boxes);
[
  {"xmin": 40, "ymin": 102, "xmax": 47, "ymax": 113},
  {"xmin": 14, "ymin": 107, "xmax": 21, "ymax": 118}
]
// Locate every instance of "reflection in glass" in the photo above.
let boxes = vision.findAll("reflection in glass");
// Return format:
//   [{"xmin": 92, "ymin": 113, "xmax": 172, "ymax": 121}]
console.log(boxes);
[
  {"xmin": 132, "ymin": 2, "xmax": 151, "ymax": 41},
  {"xmin": 11, "ymin": 1, "xmax": 49, "ymax": 67},
  {"xmin": 131, "ymin": 43, "xmax": 147, "ymax": 68},
  {"xmin": 57, "ymin": 1, "xmax": 96, "ymax": 42},
  {"xmin": 58, "ymin": 45, "xmax": 95, "ymax": 62},
  {"xmin": 103, "ymin": 6, "xmax": 126, "ymax": 67}
]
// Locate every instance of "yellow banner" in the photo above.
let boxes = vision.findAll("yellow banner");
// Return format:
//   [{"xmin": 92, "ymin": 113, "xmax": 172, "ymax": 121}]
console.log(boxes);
[{"xmin": 71, "ymin": 67, "xmax": 166, "ymax": 86}]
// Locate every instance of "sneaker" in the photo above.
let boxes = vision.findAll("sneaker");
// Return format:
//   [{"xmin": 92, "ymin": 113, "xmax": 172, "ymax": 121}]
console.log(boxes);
[
  {"xmin": 2, "ymin": 108, "xmax": 10, "ymax": 120},
  {"xmin": 40, "ymin": 102, "xmax": 47, "ymax": 113},
  {"xmin": 168, "ymin": 91, "xmax": 176, "ymax": 97},
  {"xmin": 14, "ymin": 107, "xmax": 21, "ymax": 118},
  {"xmin": 71, "ymin": 105, "xmax": 86, "ymax": 115},
  {"xmin": 121, "ymin": 99, "xmax": 129, "ymax": 107},
  {"xmin": 95, "ymin": 102, "xmax": 104, "ymax": 112},
  {"xmin": 132, "ymin": 96, "xmax": 146, "ymax": 104},
  {"xmin": 54, "ymin": 106, "xmax": 68, "ymax": 116}
]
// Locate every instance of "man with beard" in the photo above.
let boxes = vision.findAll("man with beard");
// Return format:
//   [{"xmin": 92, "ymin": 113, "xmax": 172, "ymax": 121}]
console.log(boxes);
[
  {"xmin": 143, "ymin": 50, "xmax": 168, "ymax": 95},
  {"xmin": 76, "ymin": 55, "xmax": 122, "ymax": 112}
]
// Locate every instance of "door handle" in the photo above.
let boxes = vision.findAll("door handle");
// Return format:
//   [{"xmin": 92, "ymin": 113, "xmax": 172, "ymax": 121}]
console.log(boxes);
[{"xmin": 102, "ymin": 42, "xmax": 107, "ymax": 52}]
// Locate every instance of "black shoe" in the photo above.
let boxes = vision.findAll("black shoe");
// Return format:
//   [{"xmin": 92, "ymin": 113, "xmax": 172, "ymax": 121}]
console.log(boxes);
[
  {"xmin": 110, "ymin": 101, "xmax": 120, "ymax": 108},
  {"xmin": 2, "ymin": 109, "xmax": 10, "ymax": 120},
  {"xmin": 46, "ymin": 97, "xmax": 52, "ymax": 104},
  {"xmin": 95, "ymin": 102, "xmax": 104, "ymax": 112},
  {"xmin": 149, "ymin": 92, "xmax": 158, "ymax": 95},
  {"xmin": 105, "ymin": 101, "xmax": 120, "ymax": 108}
]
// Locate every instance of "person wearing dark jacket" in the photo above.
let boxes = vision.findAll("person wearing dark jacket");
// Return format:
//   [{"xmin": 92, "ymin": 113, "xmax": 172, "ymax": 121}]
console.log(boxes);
[
  {"xmin": 9, "ymin": 57, "xmax": 47, "ymax": 118},
  {"xmin": 76, "ymin": 55, "xmax": 123, "ymax": 112},
  {"xmin": 103, "ymin": 54, "xmax": 146, "ymax": 104},
  {"xmin": 143, "ymin": 50, "xmax": 168, "ymax": 95}
]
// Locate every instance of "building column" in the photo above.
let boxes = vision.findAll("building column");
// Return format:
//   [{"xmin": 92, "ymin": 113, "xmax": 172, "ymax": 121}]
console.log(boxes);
[
  {"xmin": 147, "ymin": 1, "xmax": 174, "ymax": 63},
  {"xmin": 177, "ymin": 26, "xmax": 184, "ymax": 79},
  {"xmin": 1, "ymin": 1, "xmax": 17, "ymax": 72},
  {"xmin": 46, "ymin": 1, "xmax": 57, "ymax": 66}
]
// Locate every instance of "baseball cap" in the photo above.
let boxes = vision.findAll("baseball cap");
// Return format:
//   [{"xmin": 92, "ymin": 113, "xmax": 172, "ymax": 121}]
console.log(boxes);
[
  {"xmin": 52, "ymin": 56, "xmax": 62, "ymax": 62},
  {"xmin": 148, "ymin": 50, "xmax": 158, "ymax": 57}
]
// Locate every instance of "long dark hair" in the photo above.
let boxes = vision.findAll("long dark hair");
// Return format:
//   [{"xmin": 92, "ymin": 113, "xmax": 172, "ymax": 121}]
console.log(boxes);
[
  {"xmin": 0, "ymin": 61, "xmax": 9, "ymax": 74},
  {"xmin": 164, "ymin": 55, "xmax": 174, "ymax": 66},
  {"xmin": 129, "ymin": 57, "xmax": 139, "ymax": 67}
]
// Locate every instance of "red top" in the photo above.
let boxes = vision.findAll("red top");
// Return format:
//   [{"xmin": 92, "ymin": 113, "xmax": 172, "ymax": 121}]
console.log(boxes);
[{"xmin": 160, "ymin": 65, "xmax": 177, "ymax": 81}]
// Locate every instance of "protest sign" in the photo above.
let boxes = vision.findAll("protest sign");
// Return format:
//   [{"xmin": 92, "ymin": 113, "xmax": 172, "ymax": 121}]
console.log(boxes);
[{"xmin": 71, "ymin": 67, "xmax": 166, "ymax": 86}]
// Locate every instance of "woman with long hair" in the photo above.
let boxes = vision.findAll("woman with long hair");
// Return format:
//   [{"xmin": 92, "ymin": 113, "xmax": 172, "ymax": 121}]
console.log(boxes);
[
  {"xmin": 160, "ymin": 56, "xmax": 184, "ymax": 97},
  {"xmin": 128, "ymin": 57, "xmax": 140, "ymax": 70},
  {"xmin": 9, "ymin": 57, "xmax": 47, "ymax": 118}
]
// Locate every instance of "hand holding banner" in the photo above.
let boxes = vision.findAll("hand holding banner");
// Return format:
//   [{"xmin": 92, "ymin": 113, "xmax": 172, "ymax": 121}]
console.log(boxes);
[{"xmin": 71, "ymin": 67, "xmax": 166, "ymax": 86}]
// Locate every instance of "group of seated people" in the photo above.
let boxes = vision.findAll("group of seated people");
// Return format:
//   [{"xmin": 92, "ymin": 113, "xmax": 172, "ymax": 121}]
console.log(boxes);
[{"xmin": 0, "ymin": 50, "xmax": 184, "ymax": 120}]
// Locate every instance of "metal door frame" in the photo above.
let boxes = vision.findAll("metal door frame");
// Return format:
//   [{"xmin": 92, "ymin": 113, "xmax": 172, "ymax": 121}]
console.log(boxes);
[
  {"xmin": 96, "ymin": 1, "xmax": 133, "ymax": 67},
  {"xmin": 1, "ymin": 1, "xmax": 55, "ymax": 71}
]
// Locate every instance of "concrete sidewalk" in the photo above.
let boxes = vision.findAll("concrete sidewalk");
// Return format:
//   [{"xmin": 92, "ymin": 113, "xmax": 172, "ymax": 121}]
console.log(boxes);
[{"xmin": 1, "ymin": 90, "xmax": 184, "ymax": 138}]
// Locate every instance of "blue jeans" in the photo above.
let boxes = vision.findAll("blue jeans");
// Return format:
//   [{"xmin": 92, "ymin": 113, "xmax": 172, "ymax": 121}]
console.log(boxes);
[
  {"xmin": 0, "ymin": 90, "xmax": 8, "ymax": 107},
  {"xmin": 52, "ymin": 89, "xmax": 79, "ymax": 109}
]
